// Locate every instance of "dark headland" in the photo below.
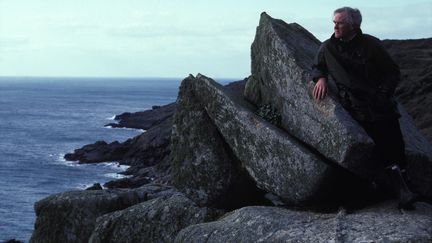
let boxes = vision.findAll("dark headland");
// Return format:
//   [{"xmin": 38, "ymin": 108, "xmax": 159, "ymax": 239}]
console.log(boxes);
[{"xmin": 29, "ymin": 13, "xmax": 432, "ymax": 243}]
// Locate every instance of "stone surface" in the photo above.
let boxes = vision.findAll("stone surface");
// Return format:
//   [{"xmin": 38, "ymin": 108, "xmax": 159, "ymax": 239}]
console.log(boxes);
[
  {"xmin": 89, "ymin": 193, "xmax": 218, "ymax": 243},
  {"xmin": 30, "ymin": 184, "xmax": 177, "ymax": 243},
  {"xmin": 65, "ymin": 116, "xmax": 172, "ymax": 167},
  {"xmin": 244, "ymin": 12, "xmax": 375, "ymax": 173},
  {"xmin": 244, "ymin": 12, "xmax": 432, "ymax": 198},
  {"xmin": 64, "ymin": 116, "xmax": 173, "ymax": 189},
  {"xmin": 183, "ymin": 74, "xmax": 339, "ymax": 205},
  {"xmin": 171, "ymin": 76, "xmax": 238, "ymax": 206},
  {"xmin": 384, "ymin": 38, "xmax": 432, "ymax": 143},
  {"xmin": 105, "ymin": 103, "xmax": 176, "ymax": 130},
  {"xmin": 64, "ymin": 140, "xmax": 127, "ymax": 163},
  {"xmin": 175, "ymin": 201, "xmax": 432, "ymax": 243},
  {"xmin": 30, "ymin": 12, "xmax": 432, "ymax": 243},
  {"xmin": 398, "ymin": 105, "xmax": 432, "ymax": 197}
]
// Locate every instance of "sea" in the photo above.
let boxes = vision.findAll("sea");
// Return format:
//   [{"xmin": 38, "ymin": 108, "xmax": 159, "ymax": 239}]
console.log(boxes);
[{"xmin": 0, "ymin": 76, "xmax": 234, "ymax": 242}]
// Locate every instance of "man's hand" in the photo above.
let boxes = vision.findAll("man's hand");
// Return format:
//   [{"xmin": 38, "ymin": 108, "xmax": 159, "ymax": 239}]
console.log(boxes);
[{"xmin": 313, "ymin": 78, "xmax": 327, "ymax": 100}]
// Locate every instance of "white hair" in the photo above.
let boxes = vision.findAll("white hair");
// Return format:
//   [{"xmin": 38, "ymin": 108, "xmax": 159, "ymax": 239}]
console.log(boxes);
[{"xmin": 334, "ymin": 7, "xmax": 362, "ymax": 28}]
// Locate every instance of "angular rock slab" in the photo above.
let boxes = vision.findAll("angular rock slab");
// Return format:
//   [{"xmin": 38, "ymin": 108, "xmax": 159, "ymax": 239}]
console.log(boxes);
[
  {"xmin": 175, "ymin": 202, "xmax": 432, "ymax": 242},
  {"xmin": 245, "ymin": 12, "xmax": 432, "ymax": 197},
  {"xmin": 171, "ymin": 76, "xmax": 238, "ymax": 206},
  {"xmin": 186, "ymin": 74, "xmax": 336, "ymax": 205},
  {"xmin": 30, "ymin": 184, "xmax": 177, "ymax": 243},
  {"xmin": 398, "ymin": 105, "xmax": 432, "ymax": 197},
  {"xmin": 89, "ymin": 193, "xmax": 217, "ymax": 243},
  {"xmin": 244, "ymin": 12, "xmax": 374, "ymax": 171}
]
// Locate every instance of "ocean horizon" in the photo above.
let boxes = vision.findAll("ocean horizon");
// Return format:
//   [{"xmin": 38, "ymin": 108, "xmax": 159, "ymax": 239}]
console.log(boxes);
[{"xmin": 0, "ymin": 76, "xmax": 236, "ymax": 242}]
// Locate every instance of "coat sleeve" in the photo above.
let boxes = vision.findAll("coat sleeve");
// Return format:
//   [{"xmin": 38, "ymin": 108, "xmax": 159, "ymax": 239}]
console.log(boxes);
[{"xmin": 311, "ymin": 43, "xmax": 329, "ymax": 82}]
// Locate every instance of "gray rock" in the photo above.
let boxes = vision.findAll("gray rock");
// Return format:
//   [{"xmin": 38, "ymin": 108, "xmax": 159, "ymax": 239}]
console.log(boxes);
[
  {"xmin": 30, "ymin": 184, "xmax": 177, "ymax": 243},
  {"xmin": 175, "ymin": 201, "xmax": 432, "ymax": 242},
  {"xmin": 171, "ymin": 76, "xmax": 238, "ymax": 206},
  {"xmin": 184, "ymin": 74, "xmax": 337, "ymax": 205},
  {"xmin": 398, "ymin": 105, "xmax": 432, "ymax": 197},
  {"xmin": 244, "ymin": 12, "xmax": 432, "ymax": 198},
  {"xmin": 89, "ymin": 193, "xmax": 219, "ymax": 243},
  {"xmin": 105, "ymin": 102, "xmax": 175, "ymax": 130},
  {"xmin": 64, "ymin": 140, "xmax": 127, "ymax": 163},
  {"xmin": 244, "ymin": 12, "xmax": 375, "ymax": 174},
  {"xmin": 383, "ymin": 38, "xmax": 432, "ymax": 144}
]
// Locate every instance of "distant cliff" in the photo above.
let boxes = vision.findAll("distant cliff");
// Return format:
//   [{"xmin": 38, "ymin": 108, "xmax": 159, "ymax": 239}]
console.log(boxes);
[
  {"xmin": 383, "ymin": 38, "xmax": 432, "ymax": 143},
  {"xmin": 31, "ymin": 12, "xmax": 432, "ymax": 243}
]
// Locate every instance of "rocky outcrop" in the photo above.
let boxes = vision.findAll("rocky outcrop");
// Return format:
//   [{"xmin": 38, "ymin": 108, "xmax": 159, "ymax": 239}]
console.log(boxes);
[
  {"xmin": 172, "ymin": 74, "xmax": 342, "ymax": 205},
  {"xmin": 175, "ymin": 201, "xmax": 432, "ymax": 242},
  {"xmin": 64, "ymin": 141, "xmax": 127, "ymax": 163},
  {"xmin": 171, "ymin": 77, "xmax": 239, "ymax": 206},
  {"xmin": 385, "ymin": 39, "xmax": 432, "ymax": 194},
  {"xmin": 171, "ymin": 78, "xmax": 275, "ymax": 208},
  {"xmin": 30, "ymin": 184, "xmax": 177, "ymax": 243},
  {"xmin": 65, "ymin": 112, "xmax": 173, "ymax": 166},
  {"xmin": 65, "ymin": 114, "xmax": 173, "ymax": 188},
  {"xmin": 384, "ymin": 38, "xmax": 432, "ymax": 143},
  {"xmin": 244, "ymin": 12, "xmax": 432, "ymax": 197},
  {"xmin": 89, "ymin": 193, "xmax": 219, "ymax": 243},
  {"xmin": 32, "ymin": 12, "xmax": 432, "ymax": 243},
  {"xmin": 244, "ymin": 12, "xmax": 375, "ymax": 174},
  {"xmin": 105, "ymin": 103, "xmax": 175, "ymax": 130}
]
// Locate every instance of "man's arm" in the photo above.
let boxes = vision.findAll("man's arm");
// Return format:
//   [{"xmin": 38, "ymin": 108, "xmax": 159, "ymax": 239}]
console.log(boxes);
[{"xmin": 311, "ymin": 43, "xmax": 329, "ymax": 100}]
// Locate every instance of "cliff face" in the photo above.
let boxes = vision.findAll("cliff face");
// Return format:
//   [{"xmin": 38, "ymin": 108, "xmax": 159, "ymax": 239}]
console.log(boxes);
[
  {"xmin": 383, "ymin": 38, "xmax": 432, "ymax": 143},
  {"xmin": 31, "ymin": 13, "xmax": 432, "ymax": 243}
]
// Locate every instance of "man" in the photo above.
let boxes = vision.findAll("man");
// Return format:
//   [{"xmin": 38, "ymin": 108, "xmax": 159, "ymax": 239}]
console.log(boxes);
[{"xmin": 311, "ymin": 7, "xmax": 416, "ymax": 209}]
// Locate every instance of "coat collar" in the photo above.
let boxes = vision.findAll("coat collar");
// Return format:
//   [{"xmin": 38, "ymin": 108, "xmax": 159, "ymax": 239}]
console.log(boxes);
[{"xmin": 330, "ymin": 28, "xmax": 363, "ymax": 43}]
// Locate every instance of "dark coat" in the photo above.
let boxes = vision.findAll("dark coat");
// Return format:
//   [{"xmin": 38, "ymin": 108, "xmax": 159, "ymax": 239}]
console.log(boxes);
[{"xmin": 311, "ymin": 29, "xmax": 401, "ymax": 122}]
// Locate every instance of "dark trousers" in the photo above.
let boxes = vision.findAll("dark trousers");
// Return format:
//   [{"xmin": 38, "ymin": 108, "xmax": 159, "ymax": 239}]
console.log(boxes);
[{"xmin": 358, "ymin": 118, "xmax": 406, "ymax": 169}]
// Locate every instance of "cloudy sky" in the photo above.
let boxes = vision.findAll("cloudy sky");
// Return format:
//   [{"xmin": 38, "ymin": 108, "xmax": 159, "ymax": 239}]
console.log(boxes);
[{"xmin": 0, "ymin": 0, "xmax": 431, "ymax": 79}]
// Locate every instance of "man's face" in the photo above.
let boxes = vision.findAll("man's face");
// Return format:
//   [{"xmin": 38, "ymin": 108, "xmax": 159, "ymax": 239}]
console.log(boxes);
[{"xmin": 333, "ymin": 12, "xmax": 353, "ymax": 39}]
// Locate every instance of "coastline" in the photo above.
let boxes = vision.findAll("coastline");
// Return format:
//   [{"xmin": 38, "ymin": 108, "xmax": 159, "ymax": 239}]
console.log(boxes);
[{"xmin": 28, "ymin": 13, "xmax": 432, "ymax": 243}]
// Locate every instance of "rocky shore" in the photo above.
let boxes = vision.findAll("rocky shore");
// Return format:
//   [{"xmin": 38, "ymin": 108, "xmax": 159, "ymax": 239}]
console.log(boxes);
[{"xmin": 30, "ymin": 13, "xmax": 432, "ymax": 243}]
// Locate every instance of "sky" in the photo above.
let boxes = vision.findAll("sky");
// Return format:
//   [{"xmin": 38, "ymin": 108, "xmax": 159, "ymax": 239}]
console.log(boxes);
[{"xmin": 0, "ymin": 0, "xmax": 431, "ymax": 79}]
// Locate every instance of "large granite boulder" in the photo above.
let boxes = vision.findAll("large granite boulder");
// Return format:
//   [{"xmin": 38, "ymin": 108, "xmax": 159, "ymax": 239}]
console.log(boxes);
[
  {"xmin": 30, "ymin": 184, "xmax": 177, "ymax": 243},
  {"xmin": 245, "ymin": 12, "xmax": 432, "ymax": 197},
  {"xmin": 171, "ymin": 76, "xmax": 238, "ymax": 206},
  {"xmin": 244, "ymin": 12, "xmax": 374, "ymax": 172},
  {"xmin": 89, "ymin": 193, "xmax": 219, "ymax": 243},
  {"xmin": 175, "ymin": 201, "xmax": 432, "ymax": 242},
  {"xmin": 175, "ymin": 74, "xmax": 340, "ymax": 205},
  {"xmin": 398, "ymin": 105, "xmax": 432, "ymax": 196}
]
